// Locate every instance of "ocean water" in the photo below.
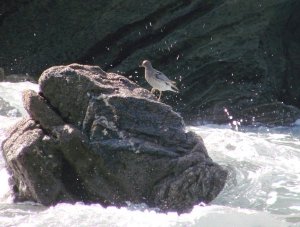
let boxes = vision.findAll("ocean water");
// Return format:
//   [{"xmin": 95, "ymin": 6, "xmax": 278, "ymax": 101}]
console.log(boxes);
[{"xmin": 0, "ymin": 82, "xmax": 300, "ymax": 227}]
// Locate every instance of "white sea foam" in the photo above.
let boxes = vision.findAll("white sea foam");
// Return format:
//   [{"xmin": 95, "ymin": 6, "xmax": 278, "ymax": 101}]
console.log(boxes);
[
  {"xmin": 189, "ymin": 125, "xmax": 300, "ymax": 219},
  {"xmin": 0, "ymin": 203, "xmax": 287, "ymax": 227},
  {"xmin": 0, "ymin": 81, "xmax": 39, "ymax": 116}
]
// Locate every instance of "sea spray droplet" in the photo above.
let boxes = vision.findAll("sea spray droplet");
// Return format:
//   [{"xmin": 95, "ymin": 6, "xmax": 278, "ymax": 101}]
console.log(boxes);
[{"xmin": 223, "ymin": 108, "xmax": 242, "ymax": 130}]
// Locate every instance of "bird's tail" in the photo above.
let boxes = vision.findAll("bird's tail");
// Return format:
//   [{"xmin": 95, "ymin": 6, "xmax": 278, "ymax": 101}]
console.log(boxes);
[{"xmin": 170, "ymin": 82, "xmax": 179, "ymax": 93}]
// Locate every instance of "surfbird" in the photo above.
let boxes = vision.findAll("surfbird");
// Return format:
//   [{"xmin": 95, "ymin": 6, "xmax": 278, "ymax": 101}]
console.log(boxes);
[{"xmin": 140, "ymin": 60, "xmax": 179, "ymax": 101}]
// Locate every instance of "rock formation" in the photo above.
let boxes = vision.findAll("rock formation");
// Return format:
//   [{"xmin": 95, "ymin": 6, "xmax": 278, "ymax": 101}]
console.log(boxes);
[
  {"xmin": 1, "ymin": 0, "xmax": 300, "ymax": 125},
  {"xmin": 1, "ymin": 64, "xmax": 227, "ymax": 213}
]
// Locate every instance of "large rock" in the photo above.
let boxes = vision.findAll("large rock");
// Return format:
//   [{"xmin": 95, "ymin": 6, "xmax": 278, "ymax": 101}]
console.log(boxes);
[
  {"xmin": 1, "ymin": 0, "xmax": 300, "ymax": 125},
  {"xmin": 1, "ymin": 64, "xmax": 227, "ymax": 212}
]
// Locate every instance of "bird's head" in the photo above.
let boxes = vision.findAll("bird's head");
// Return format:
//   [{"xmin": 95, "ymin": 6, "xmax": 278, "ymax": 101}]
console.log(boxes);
[{"xmin": 139, "ymin": 60, "xmax": 152, "ymax": 68}]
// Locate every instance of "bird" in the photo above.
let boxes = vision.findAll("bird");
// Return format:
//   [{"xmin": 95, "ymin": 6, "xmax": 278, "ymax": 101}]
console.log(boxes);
[{"xmin": 139, "ymin": 60, "xmax": 179, "ymax": 101}]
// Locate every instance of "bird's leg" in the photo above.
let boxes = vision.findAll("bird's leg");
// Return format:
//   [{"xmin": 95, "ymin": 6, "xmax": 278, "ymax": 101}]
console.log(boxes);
[
  {"xmin": 150, "ymin": 88, "xmax": 156, "ymax": 94},
  {"xmin": 158, "ymin": 91, "xmax": 162, "ymax": 101}
]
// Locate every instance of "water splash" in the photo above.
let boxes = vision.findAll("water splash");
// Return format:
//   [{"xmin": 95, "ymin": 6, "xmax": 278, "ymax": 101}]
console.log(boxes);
[
  {"xmin": 190, "ymin": 125, "xmax": 300, "ymax": 221},
  {"xmin": 223, "ymin": 107, "xmax": 242, "ymax": 131}
]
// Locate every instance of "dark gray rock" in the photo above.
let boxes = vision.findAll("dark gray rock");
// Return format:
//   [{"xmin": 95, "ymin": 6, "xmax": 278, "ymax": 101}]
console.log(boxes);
[
  {"xmin": 1, "ymin": 0, "xmax": 300, "ymax": 125},
  {"xmin": 3, "ymin": 74, "xmax": 36, "ymax": 82},
  {"xmin": 0, "ymin": 66, "xmax": 35, "ymax": 82},
  {"xmin": 0, "ymin": 68, "xmax": 4, "ymax": 81},
  {"xmin": 2, "ymin": 117, "xmax": 74, "ymax": 204},
  {"xmin": 1, "ymin": 64, "xmax": 227, "ymax": 212}
]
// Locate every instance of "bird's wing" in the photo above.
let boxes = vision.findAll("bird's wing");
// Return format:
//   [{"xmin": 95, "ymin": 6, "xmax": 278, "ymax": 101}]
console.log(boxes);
[
  {"xmin": 154, "ymin": 69, "xmax": 179, "ymax": 92},
  {"xmin": 154, "ymin": 70, "xmax": 173, "ymax": 83}
]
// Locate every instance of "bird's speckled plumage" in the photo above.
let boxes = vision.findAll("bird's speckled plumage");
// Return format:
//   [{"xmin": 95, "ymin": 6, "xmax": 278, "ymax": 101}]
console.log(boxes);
[{"xmin": 140, "ymin": 60, "xmax": 179, "ymax": 101}]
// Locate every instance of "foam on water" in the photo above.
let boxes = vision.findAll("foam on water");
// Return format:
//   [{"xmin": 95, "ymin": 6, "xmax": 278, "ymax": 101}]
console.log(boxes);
[
  {"xmin": 0, "ymin": 82, "xmax": 39, "ymax": 116},
  {"xmin": 0, "ymin": 82, "xmax": 299, "ymax": 226},
  {"xmin": 0, "ymin": 203, "xmax": 288, "ymax": 227},
  {"xmin": 190, "ymin": 125, "xmax": 300, "ymax": 220}
]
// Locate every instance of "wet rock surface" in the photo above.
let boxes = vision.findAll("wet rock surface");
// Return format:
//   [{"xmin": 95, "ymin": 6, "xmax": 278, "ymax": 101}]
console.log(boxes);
[
  {"xmin": 1, "ymin": 64, "xmax": 227, "ymax": 212},
  {"xmin": 1, "ymin": 0, "xmax": 300, "ymax": 125}
]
